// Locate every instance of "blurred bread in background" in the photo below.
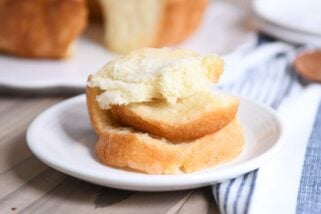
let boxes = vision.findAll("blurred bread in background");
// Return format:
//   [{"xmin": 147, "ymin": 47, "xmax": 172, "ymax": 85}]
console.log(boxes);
[
  {"xmin": 87, "ymin": 0, "xmax": 102, "ymax": 21},
  {"xmin": 97, "ymin": 0, "xmax": 208, "ymax": 53},
  {"xmin": 0, "ymin": 0, "xmax": 208, "ymax": 59},
  {"xmin": 0, "ymin": 0, "xmax": 87, "ymax": 58}
]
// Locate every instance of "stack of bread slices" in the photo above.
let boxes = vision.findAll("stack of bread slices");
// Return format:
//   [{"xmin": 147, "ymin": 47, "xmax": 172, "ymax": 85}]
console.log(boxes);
[{"xmin": 86, "ymin": 48, "xmax": 244, "ymax": 174}]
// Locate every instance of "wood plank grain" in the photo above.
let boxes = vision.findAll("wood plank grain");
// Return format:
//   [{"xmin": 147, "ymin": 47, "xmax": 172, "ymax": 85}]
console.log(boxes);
[
  {"xmin": 20, "ymin": 177, "xmax": 101, "ymax": 214},
  {"xmin": 103, "ymin": 191, "xmax": 191, "ymax": 214},
  {"xmin": 0, "ymin": 156, "xmax": 47, "ymax": 199},
  {"xmin": 0, "ymin": 99, "xmax": 21, "ymax": 113},
  {"xmin": 165, "ymin": 191, "xmax": 193, "ymax": 214},
  {"xmin": 0, "ymin": 98, "xmax": 63, "ymax": 173},
  {"xmin": 0, "ymin": 169, "xmax": 66, "ymax": 213},
  {"xmin": 20, "ymin": 177, "xmax": 193, "ymax": 214},
  {"xmin": 0, "ymin": 98, "xmax": 61, "ymax": 142},
  {"xmin": 175, "ymin": 188, "xmax": 220, "ymax": 214},
  {"xmin": 0, "ymin": 97, "xmax": 68, "ymax": 213}
]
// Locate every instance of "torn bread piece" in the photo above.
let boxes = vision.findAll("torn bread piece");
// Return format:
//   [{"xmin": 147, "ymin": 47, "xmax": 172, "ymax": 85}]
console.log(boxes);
[
  {"xmin": 87, "ymin": 48, "xmax": 224, "ymax": 109},
  {"xmin": 87, "ymin": 86, "xmax": 244, "ymax": 174}
]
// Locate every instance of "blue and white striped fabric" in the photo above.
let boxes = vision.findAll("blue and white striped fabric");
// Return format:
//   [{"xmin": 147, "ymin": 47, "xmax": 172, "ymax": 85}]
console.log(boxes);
[{"xmin": 213, "ymin": 35, "xmax": 321, "ymax": 214}]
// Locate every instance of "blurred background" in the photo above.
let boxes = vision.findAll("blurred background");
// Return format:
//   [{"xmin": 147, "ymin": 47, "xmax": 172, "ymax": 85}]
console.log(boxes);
[
  {"xmin": 1, "ymin": 0, "xmax": 319, "ymax": 94},
  {"xmin": 1, "ymin": 0, "xmax": 320, "ymax": 95}
]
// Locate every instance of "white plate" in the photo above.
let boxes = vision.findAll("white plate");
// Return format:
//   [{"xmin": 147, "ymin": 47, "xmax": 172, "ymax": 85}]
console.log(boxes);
[
  {"xmin": 26, "ymin": 94, "xmax": 283, "ymax": 191},
  {"xmin": 253, "ymin": 0, "xmax": 321, "ymax": 36},
  {"xmin": 0, "ymin": 1, "xmax": 254, "ymax": 90},
  {"xmin": 0, "ymin": 37, "xmax": 112, "ymax": 90},
  {"xmin": 255, "ymin": 17, "xmax": 321, "ymax": 47}
]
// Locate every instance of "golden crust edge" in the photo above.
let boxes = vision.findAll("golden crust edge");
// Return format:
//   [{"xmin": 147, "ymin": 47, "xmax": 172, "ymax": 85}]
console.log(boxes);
[
  {"xmin": 110, "ymin": 97, "xmax": 239, "ymax": 142},
  {"xmin": 94, "ymin": 116, "xmax": 244, "ymax": 174}
]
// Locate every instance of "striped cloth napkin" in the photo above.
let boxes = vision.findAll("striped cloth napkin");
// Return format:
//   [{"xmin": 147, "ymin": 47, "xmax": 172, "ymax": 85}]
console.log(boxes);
[{"xmin": 213, "ymin": 35, "xmax": 321, "ymax": 214}]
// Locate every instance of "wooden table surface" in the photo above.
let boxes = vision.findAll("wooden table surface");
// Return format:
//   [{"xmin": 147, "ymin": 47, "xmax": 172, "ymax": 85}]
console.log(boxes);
[
  {"xmin": 0, "ymin": 95, "xmax": 219, "ymax": 214},
  {"xmin": 0, "ymin": 1, "xmax": 254, "ymax": 213}
]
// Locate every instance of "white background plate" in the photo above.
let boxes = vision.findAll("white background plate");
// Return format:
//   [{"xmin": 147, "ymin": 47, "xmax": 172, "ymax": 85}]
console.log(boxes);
[
  {"xmin": 0, "ymin": 1, "xmax": 254, "ymax": 90},
  {"xmin": 255, "ymin": 18, "xmax": 321, "ymax": 47},
  {"xmin": 26, "ymin": 94, "xmax": 283, "ymax": 191},
  {"xmin": 253, "ymin": 0, "xmax": 321, "ymax": 36}
]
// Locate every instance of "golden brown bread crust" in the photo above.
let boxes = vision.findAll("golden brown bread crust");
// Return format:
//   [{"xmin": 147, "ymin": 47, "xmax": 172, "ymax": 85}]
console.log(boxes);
[
  {"xmin": 0, "ymin": 0, "xmax": 87, "ymax": 58},
  {"xmin": 153, "ymin": 0, "xmax": 208, "ymax": 47},
  {"xmin": 110, "ymin": 97, "xmax": 239, "ymax": 142},
  {"xmin": 95, "ymin": 118, "xmax": 244, "ymax": 174},
  {"xmin": 86, "ymin": 86, "xmax": 244, "ymax": 174}
]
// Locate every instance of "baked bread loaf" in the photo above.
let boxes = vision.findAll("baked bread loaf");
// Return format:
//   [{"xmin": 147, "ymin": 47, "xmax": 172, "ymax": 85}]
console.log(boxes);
[
  {"xmin": 86, "ymin": 48, "xmax": 244, "ymax": 174},
  {"xmin": 97, "ymin": 0, "xmax": 208, "ymax": 53},
  {"xmin": 87, "ymin": 86, "xmax": 244, "ymax": 174},
  {"xmin": 111, "ymin": 92, "xmax": 239, "ymax": 142},
  {"xmin": 0, "ymin": 0, "xmax": 87, "ymax": 58}
]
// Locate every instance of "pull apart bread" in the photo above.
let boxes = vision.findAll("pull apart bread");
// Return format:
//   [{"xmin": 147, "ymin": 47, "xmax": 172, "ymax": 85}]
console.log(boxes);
[
  {"xmin": 86, "ymin": 48, "xmax": 244, "ymax": 174},
  {"xmin": 97, "ymin": 0, "xmax": 208, "ymax": 53},
  {"xmin": 0, "ymin": 0, "xmax": 87, "ymax": 58}
]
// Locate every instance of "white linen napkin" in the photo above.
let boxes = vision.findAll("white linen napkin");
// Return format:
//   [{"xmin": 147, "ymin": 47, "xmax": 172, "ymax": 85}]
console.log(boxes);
[{"xmin": 213, "ymin": 39, "xmax": 321, "ymax": 214}]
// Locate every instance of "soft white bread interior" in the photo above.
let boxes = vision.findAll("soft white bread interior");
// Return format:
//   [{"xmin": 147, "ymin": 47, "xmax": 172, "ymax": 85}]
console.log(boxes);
[
  {"xmin": 97, "ymin": 0, "xmax": 208, "ymax": 53},
  {"xmin": 98, "ymin": 0, "xmax": 163, "ymax": 53},
  {"xmin": 111, "ymin": 92, "xmax": 239, "ymax": 142},
  {"xmin": 87, "ymin": 48, "xmax": 224, "ymax": 109},
  {"xmin": 87, "ymin": 86, "xmax": 244, "ymax": 174}
]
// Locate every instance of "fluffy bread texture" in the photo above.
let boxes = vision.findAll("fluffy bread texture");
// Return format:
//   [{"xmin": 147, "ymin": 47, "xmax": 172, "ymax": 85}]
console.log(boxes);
[
  {"xmin": 87, "ymin": 86, "xmax": 244, "ymax": 174},
  {"xmin": 111, "ymin": 92, "xmax": 239, "ymax": 142},
  {"xmin": 0, "ymin": 0, "xmax": 87, "ymax": 58},
  {"xmin": 87, "ymin": 48, "xmax": 224, "ymax": 109},
  {"xmin": 97, "ymin": 0, "xmax": 208, "ymax": 53}
]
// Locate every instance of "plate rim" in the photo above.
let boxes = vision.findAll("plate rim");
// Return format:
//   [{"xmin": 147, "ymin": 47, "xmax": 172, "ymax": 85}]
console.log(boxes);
[
  {"xmin": 0, "ymin": 79, "xmax": 85, "ymax": 90},
  {"xmin": 254, "ymin": 17, "xmax": 321, "ymax": 47},
  {"xmin": 0, "ymin": 37, "xmax": 111, "ymax": 91},
  {"xmin": 26, "ymin": 94, "xmax": 284, "ymax": 191},
  {"xmin": 253, "ymin": 0, "xmax": 321, "ymax": 36}
]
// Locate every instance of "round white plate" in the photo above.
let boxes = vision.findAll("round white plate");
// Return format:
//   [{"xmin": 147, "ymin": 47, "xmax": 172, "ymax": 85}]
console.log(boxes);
[
  {"xmin": 26, "ymin": 94, "xmax": 283, "ymax": 191},
  {"xmin": 253, "ymin": 0, "xmax": 321, "ymax": 36},
  {"xmin": 255, "ymin": 17, "xmax": 321, "ymax": 47},
  {"xmin": 0, "ymin": 37, "xmax": 112, "ymax": 90},
  {"xmin": 0, "ymin": 1, "xmax": 255, "ymax": 90}
]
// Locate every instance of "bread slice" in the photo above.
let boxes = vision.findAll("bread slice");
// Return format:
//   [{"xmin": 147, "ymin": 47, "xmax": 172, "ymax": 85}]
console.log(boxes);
[
  {"xmin": 110, "ymin": 92, "xmax": 239, "ymax": 142},
  {"xmin": 87, "ymin": 86, "xmax": 244, "ymax": 174},
  {"xmin": 97, "ymin": 0, "xmax": 208, "ymax": 53},
  {"xmin": 0, "ymin": 0, "xmax": 87, "ymax": 58}
]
